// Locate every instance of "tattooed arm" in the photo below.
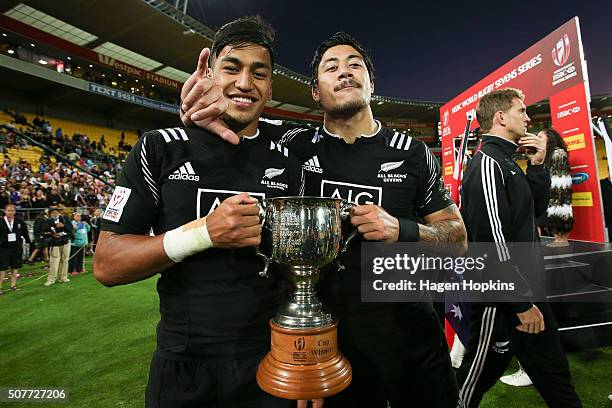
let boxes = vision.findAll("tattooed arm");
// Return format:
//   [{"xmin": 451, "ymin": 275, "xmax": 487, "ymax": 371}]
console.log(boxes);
[
  {"xmin": 349, "ymin": 203, "xmax": 466, "ymax": 252},
  {"xmin": 418, "ymin": 204, "xmax": 467, "ymax": 246}
]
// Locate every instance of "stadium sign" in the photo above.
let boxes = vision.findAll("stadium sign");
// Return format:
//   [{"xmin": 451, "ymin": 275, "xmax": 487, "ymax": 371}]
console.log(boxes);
[
  {"xmin": 440, "ymin": 17, "xmax": 605, "ymax": 242},
  {"xmin": 88, "ymin": 83, "xmax": 179, "ymax": 114}
]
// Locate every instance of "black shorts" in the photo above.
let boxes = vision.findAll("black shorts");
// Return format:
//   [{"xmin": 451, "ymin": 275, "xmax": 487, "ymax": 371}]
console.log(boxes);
[
  {"xmin": 145, "ymin": 348, "xmax": 293, "ymax": 408},
  {"xmin": 0, "ymin": 246, "xmax": 23, "ymax": 270},
  {"xmin": 33, "ymin": 239, "xmax": 48, "ymax": 250},
  {"xmin": 325, "ymin": 304, "xmax": 458, "ymax": 408}
]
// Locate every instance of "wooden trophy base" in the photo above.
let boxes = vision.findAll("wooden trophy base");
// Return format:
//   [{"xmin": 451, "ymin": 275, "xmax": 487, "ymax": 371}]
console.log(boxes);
[{"xmin": 257, "ymin": 320, "xmax": 352, "ymax": 400}]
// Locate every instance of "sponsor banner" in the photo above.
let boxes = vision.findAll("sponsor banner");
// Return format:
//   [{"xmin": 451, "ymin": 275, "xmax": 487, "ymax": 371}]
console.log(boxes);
[
  {"xmin": 440, "ymin": 17, "xmax": 605, "ymax": 242},
  {"xmin": 0, "ymin": 15, "xmax": 181, "ymax": 90},
  {"xmin": 88, "ymin": 83, "xmax": 179, "ymax": 114},
  {"xmin": 550, "ymin": 83, "xmax": 604, "ymax": 241},
  {"xmin": 441, "ymin": 17, "xmax": 584, "ymax": 188}
]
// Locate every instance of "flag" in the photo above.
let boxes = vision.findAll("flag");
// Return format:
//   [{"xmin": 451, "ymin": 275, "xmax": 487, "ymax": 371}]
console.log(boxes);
[{"xmin": 445, "ymin": 116, "xmax": 473, "ymax": 348}]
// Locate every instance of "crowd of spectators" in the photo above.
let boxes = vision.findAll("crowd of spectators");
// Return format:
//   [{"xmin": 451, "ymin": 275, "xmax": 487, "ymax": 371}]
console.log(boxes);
[{"xmin": 0, "ymin": 109, "xmax": 125, "ymax": 220}]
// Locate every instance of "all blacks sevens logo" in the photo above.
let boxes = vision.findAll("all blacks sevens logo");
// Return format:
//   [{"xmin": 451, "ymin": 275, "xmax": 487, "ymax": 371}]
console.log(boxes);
[
  {"xmin": 196, "ymin": 189, "xmax": 265, "ymax": 218},
  {"xmin": 321, "ymin": 180, "xmax": 382, "ymax": 205}
]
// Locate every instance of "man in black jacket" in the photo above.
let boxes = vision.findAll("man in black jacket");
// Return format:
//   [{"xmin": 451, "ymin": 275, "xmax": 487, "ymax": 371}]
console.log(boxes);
[
  {"xmin": 43, "ymin": 207, "xmax": 73, "ymax": 286},
  {"xmin": 457, "ymin": 88, "xmax": 582, "ymax": 407},
  {"xmin": 0, "ymin": 204, "xmax": 30, "ymax": 294}
]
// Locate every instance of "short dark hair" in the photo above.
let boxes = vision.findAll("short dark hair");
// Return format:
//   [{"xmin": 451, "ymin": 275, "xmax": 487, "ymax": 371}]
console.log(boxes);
[
  {"xmin": 309, "ymin": 32, "xmax": 375, "ymax": 89},
  {"xmin": 210, "ymin": 16, "xmax": 275, "ymax": 68}
]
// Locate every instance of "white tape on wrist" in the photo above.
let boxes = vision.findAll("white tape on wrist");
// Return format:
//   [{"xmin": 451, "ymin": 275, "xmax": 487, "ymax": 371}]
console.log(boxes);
[{"xmin": 163, "ymin": 221, "xmax": 213, "ymax": 263}]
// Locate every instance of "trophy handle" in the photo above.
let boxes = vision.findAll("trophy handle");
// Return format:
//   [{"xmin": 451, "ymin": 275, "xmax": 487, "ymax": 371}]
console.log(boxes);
[
  {"xmin": 338, "ymin": 201, "xmax": 359, "ymax": 271},
  {"xmin": 255, "ymin": 199, "xmax": 271, "ymax": 278}
]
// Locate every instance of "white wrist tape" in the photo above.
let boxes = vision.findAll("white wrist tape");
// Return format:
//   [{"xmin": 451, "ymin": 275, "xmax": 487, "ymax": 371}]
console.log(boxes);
[{"xmin": 163, "ymin": 221, "xmax": 213, "ymax": 263}]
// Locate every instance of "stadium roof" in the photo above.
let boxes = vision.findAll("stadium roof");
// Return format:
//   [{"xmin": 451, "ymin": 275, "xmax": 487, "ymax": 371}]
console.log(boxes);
[{"xmin": 0, "ymin": 0, "xmax": 443, "ymax": 124}]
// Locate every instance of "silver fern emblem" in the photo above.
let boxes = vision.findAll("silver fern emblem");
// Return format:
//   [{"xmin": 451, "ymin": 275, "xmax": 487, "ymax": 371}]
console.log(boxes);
[
  {"xmin": 264, "ymin": 168, "xmax": 285, "ymax": 179},
  {"xmin": 379, "ymin": 160, "xmax": 405, "ymax": 173}
]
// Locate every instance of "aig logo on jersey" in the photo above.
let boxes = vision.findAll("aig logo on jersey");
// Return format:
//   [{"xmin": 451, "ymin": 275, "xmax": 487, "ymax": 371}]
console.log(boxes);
[
  {"xmin": 197, "ymin": 189, "xmax": 265, "ymax": 217},
  {"xmin": 169, "ymin": 162, "xmax": 199, "ymax": 181},
  {"xmin": 260, "ymin": 168, "xmax": 288, "ymax": 191},
  {"xmin": 321, "ymin": 180, "xmax": 382, "ymax": 205},
  {"xmin": 377, "ymin": 160, "xmax": 407, "ymax": 183}
]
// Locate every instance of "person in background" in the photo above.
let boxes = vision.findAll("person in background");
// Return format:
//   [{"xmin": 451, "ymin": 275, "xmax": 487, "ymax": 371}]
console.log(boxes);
[
  {"xmin": 89, "ymin": 208, "xmax": 101, "ymax": 254},
  {"xmin": 535, "ymin": 128, "xmax": 574, "ymax": 247},
  {"xmin": 0, "ymin": 204, "xmax": 30, "ymax": 294},
  {"xmin": 27, "ymin": 210, "xmax": 49, "ymax": 264},
  {"xmin": 69, "ymin": 212, "xmax": 90, "ymax": 275},
  {"xmin": 44, "ymin": 207, "xmax": 73, "ymax": 286}
]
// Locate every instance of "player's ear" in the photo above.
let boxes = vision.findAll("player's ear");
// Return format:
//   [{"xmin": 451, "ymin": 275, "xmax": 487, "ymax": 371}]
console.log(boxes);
[{"xmin": 312, "ymin": 85, "xmax": 320, "ymax": 103}]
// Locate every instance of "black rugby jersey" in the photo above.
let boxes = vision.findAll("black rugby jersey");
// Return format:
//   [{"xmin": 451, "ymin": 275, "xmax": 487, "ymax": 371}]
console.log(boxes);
[
  {"xmin": 273, "ymin": 121, "xmax": 454, "ymax": 316},
  {"xmin": 102, "ymin": 123, "xmax": 304, "ymax": 358}
]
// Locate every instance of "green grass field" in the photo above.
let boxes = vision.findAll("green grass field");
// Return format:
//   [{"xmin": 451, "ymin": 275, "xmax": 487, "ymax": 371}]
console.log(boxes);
[{"xmin": 1, "ymin": 258, "xmax": 611, "ymax": 407}]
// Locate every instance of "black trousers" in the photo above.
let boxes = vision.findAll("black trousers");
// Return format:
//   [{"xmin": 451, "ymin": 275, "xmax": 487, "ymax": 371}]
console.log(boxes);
[
  {"xmin": 324, "ymin": 303, "xmax": 458, "ymax": 408},
  {"xmin": 456, "ymin": 302, "xmax": 582, "ymax": 407},
  {"xmin": 145, "ymin": 348, "xmax": 292, "ymax": 408},
  {"xmin": 68, "ymin": 245, "xmax": 84, "ymax": 273}
]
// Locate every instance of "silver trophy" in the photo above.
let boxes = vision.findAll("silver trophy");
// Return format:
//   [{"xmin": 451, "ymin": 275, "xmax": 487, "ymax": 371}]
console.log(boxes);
[
  {"xmin": 255, "ymin": 196, "xmax": 356, "ymax": 399},
  {"xmin": 255, "ymin": 196, "xmax": 357, "ymax": 329}
]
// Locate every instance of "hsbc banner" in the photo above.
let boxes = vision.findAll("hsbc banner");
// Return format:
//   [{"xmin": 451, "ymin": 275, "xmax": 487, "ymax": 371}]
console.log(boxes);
[
  {"xmin": 440, "ymin": 17, "xmax": 605, "ymax": 242},
  {"xmin": 440, "ymin": 18, "xmax": 585, "ymax": 143},
  {"xmin": 550, "ymin": 83, "xmax": 605, "ymax": 241}
]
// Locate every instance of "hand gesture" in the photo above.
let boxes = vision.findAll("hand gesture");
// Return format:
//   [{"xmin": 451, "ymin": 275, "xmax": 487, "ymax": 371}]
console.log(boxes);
[
  {"xmin": 180, "ymin": 48, "xmax": 239, "ymax": 144},
  {"xmin": 519, "ymin": 132, "xmax": 546, "ymax": 165}
]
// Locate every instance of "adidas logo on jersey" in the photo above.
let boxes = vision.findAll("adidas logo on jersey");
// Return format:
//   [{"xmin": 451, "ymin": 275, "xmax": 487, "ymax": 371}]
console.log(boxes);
[
  {"xmin": 303, "ymin": 155, "xmax": 323, "ymax": 173},
  {"xmin": 169, "ymin": 162, "xmax": 200, "ymax": 181}
]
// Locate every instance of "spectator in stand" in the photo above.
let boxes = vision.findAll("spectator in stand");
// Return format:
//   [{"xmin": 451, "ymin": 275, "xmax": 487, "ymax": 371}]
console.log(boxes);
[
  {"xmin": 17, "ymin": 187, "xmax": 31, "ymax": 211},
  {"xmin": 28, "ymin": 210, "xmax": 49, "ymax": 264},
  {"xmin": 67, "ymin": 150, "xmax": 80, "ymax": 162},
  {"xmin": 43, "ymin": 207, "xmax": 73, "ymax": 286},
  {"xmin": 84, "ymin": 188, "xmax": 97, "ymax": 208},
  {"xmin": 31, "ymin": 189, "xmax": 48, "ymax": 213},
  {"xmin": 0, "ymin": 188, "xmax": 9, "ymax": 209},
  {"xmin": 69, "ymin": 212, "xmax": 89, "ymax": 275},
  {"xmin": 99, "ymin": 134, "xmax": 106, "ymax": 147},
  {"xmin": 8, "ymin": 186, "xmax": 20, "ymax": 205},
  {"xmin": 0, "ymin": 204, "xmax": 30, "ymax": 294},
  {"xmin": 47, "ymin": 186, "xmax": 62, "ymax": 207}
]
